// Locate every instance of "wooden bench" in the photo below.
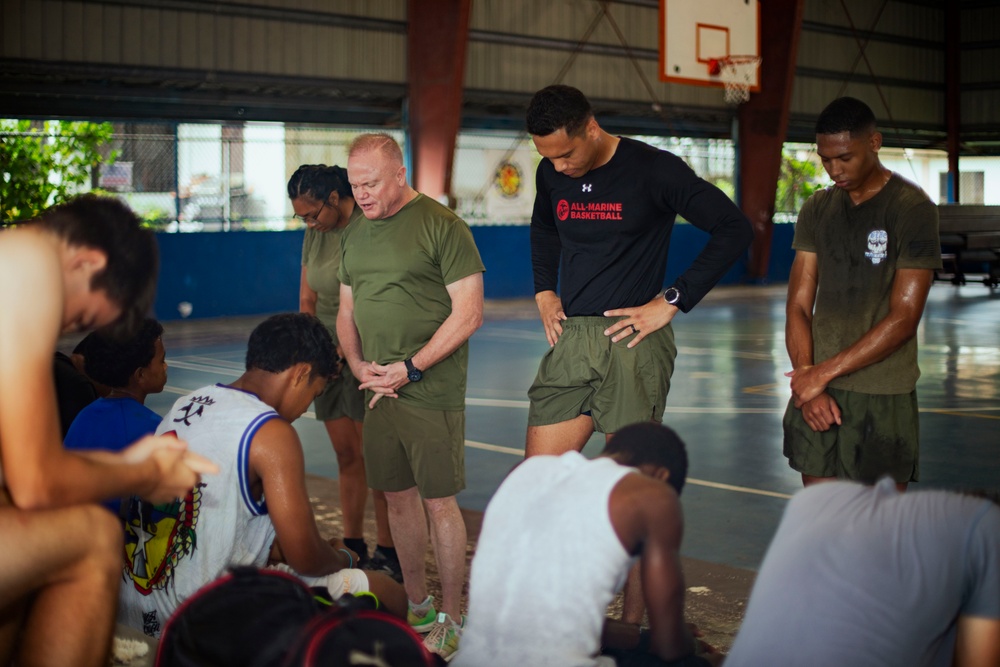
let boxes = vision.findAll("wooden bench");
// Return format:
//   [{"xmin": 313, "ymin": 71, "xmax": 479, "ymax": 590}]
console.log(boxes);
[{"xmin": 937, "ymin": 205, "xmax": 1000, "ymax": 288}]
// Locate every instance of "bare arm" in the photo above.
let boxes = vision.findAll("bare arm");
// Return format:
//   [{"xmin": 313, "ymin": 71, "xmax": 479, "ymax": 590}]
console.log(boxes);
[
  {"xmin": 249, "ymin": 419, "xmax": 350, "ymax": 577},
  {"xmin": 954, "ymin": 616, "xmax": 1000, "ymax": 667},
  {"xmin": 783, "ymin": 251, "xmax": 841, "ymax": 430},
  {"xmin": 336, "ymin": 284, "xmax": 361, "ymax": 372},
  {"xmin": 785, "ymin": 251, "xmax": 818, "ymax": 369},
  {"xmin": 336, "ymin": 283, "xmax": 378, "ymax": 386},
  {"xmin": 409, "ymin": 271, "xmax": 484, "ymax": 372},
  {"xmin": 788, "ymin": 268, "xmax": 934, "ymax": 405},
  {"xmin": 640, "ymin": 493, "xmax": 694, "ymax": 661},
  {"xmin": 362, "ymin": 272, "xmax": 484, "ymax": 393},
  {"xmin": 0, "ymin": 234, "xmax": 213, "ymax": 509},
  {"xmin": 299, "ymin": 265, "xmax": 317, "ymax": 315},
  {"xmin": 609, "ymin": 474, "xmax": 693, "ymax": 661}
]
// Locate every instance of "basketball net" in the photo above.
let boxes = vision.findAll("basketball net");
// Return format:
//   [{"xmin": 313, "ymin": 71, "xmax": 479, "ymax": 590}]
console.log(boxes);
[{"xmin": 718, "ymin": 55, "xmax": 761, "ymax": 105}]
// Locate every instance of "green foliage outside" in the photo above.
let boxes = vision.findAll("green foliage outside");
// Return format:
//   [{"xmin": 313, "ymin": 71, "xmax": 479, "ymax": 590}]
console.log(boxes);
[
  {"xmin": 709, "ymin": 177, "xmax": 735, "ymax": 200},
  {"xmin": 0, "ymin": 119, "xmax": 119, "ymax": 224},
  {"xmin": 704, "ymin": 151, "xmax": 823, "ymax": 221},
  {"xmin": 775, "ymin": 149, "xmax": 824, "ymax": 214}
]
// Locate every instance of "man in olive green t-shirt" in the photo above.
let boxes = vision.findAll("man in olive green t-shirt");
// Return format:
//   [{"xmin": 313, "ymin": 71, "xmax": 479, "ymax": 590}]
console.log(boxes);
[
  {"xmin": 337, "ymin": 133, "xmax": 484, "ymax": 661},
  {"xmin": 784, "ymin": 97, "xmax": 941, "ymax": 489}
]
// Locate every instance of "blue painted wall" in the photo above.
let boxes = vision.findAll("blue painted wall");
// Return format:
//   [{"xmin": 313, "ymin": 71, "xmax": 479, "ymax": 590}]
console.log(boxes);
[
  {"xmin": 153, "ymin": 224, "xmax": 796, "ymax": 320},
  {"xmin": 154, "ymin": 230, "xmax": 303, "ymax": 321},
  {"xmin": 471, "ymin": 226, "xmax": 534, "ymax": 298},
  {"xmin": 768, "ymin": 223, "xmax": 796, "ymax": 283}
]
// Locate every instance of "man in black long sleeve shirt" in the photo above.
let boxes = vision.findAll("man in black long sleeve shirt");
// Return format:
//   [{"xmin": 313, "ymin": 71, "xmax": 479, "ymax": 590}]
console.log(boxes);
[{"xmin": 525, "ymin": 85, "xmax": 753, "ymax": 460}]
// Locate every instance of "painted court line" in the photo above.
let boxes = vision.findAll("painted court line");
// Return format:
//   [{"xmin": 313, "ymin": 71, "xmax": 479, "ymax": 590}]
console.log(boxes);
[
  {"xmin": 677, "ymin": 346, "xmax": 776, "ymax": 361},
  {"xmin": 171, "ymin": 380, "xmax": 1000, "ymax": 420},
  {"xmin": 468, "ymin": 397, "xmax": 784, "ymax": 414},
  {"xmin": 464, "ymin": 440, "xmax": 792, "ymax": 499},
  {"xmin": 163, "ymin": 386, "xmax": 790, "ymax": 500},
  {"xmin": 476, "ymin": 328, "xmax": 547, "ymax": 342},
  {"xmin": 172, "ymin": 355, "xmax": 245, "ymax": 369},
  {"xmin": 168, "ymin": 360, "xmax": 243, "ymax": 376},
  {"xmin": 469, "ymin": 397, "xmax": 1000, "ymax": 419},
  {"xmin": 923, "ymin": 409, "xmax": 1000, "ymax": 420},
  {"xmin": 684, "ymin": 479, "xmax": 792, "ymax": 499}
]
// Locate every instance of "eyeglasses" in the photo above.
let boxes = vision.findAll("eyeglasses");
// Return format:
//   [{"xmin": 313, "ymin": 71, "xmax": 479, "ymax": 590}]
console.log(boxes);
[{"xmin": 293, "ymin": 200, "xmax": 328, "ymax": 223}]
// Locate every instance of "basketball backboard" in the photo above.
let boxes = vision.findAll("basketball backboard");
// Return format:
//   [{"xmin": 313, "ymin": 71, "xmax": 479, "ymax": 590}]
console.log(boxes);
[{"xmin": 660, "ymin": 0, "xmax": 761, "ymax": 92}]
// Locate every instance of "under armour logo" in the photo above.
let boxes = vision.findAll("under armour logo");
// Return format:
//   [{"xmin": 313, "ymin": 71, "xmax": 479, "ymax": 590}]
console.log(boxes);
[{"xmin": 582, "ymin": 183, "xmax": 592, "ymax": 192}]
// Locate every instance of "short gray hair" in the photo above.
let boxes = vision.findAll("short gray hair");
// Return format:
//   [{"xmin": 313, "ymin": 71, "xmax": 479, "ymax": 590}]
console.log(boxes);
[{"xmin": 348, "ymin": 133, "xmax": 403, "ymax": 164}]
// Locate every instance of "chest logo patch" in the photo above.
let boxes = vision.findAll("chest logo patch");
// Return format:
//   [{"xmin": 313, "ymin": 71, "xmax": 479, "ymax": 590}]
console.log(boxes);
[
  {"xmin": 582, "ymin": 183, "xmax": 592, "ymax": 192},
  {"xmin": 557, "ymin": 199, "xmax": 570, "ymax": 221},
  {"xmin": 865, "ymin": 229, "xmax": 889, "ymax": 265}
]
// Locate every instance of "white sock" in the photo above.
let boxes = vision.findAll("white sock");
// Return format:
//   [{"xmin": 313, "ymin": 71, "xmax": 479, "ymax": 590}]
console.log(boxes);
[{"xmin": 409, "ymin": 595, "xmax": 433, "ymax": 612}]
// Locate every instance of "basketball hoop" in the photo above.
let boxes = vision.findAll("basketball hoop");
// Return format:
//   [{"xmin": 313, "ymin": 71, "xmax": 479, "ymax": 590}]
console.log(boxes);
[{"xmin": 716, "ymin": 55, "xmax": 761, "ymax": 105}]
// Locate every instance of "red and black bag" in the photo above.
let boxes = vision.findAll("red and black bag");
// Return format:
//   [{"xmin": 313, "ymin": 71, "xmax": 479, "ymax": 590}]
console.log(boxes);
[
  {"xmin": 155, "ymin": 566, "xmax": 439, "ymax": 667},
  {"xmin": 283, "ymin": 608, "xmax": 439, "ymax": 667}
]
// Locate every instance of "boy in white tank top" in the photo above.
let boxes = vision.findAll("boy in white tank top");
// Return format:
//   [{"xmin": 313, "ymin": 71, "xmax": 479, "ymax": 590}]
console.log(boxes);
[
  {"xmin": 118, "ymin": 314, "xmax": 406, "ymax": 638},
  {"xmin": 457, "ymin": 423, "xmax": 721, "ymax": 667}
]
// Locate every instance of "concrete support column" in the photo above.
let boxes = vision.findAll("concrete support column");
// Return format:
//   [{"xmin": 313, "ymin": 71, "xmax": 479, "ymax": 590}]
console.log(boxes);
[
  {"xmin": 406, "ymin": 0, "xmax": 472, "ymax": 203},
  {"xmin": 738, "ymin": 0, "xmax": 805, "ymax": 281}
]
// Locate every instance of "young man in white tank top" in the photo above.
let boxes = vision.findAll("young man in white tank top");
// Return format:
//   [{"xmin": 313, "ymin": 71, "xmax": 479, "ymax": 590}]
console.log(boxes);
[
  {"xmin": 118, "ymin": 314, "xmax": 406, "ymax": 638},
  {"xmin": 457, "ymin": 422, "xmax": 721, "ymax": 667}
]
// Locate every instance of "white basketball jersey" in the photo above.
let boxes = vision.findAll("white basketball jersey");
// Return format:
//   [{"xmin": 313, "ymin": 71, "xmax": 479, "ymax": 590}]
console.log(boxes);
[
  {"xmin": 457, "ymin": 452, "xmax": 637, "ymax": 667},
  {"xmin": 118, "ymin": 384, "xmax": 279, "ymax": 638}
]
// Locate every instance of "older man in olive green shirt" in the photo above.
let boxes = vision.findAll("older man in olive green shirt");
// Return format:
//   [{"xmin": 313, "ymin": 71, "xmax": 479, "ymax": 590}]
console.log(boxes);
[{"xmin": 337, "ymin": 133, "xmax": 484, "ymax": 661}]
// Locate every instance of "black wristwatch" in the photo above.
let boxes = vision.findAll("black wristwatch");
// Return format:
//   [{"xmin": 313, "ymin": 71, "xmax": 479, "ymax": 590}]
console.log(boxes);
[
  {"xmin": 663, "ymin": 286, "xmax": 683, "ymax": 307},
  {"xmin": 404, "ymin": 358, "xmax": 423, "ymax": 383}
]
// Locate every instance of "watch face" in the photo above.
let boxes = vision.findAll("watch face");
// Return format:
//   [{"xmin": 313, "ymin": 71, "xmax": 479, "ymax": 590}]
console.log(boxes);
[
  {"xmin": 665, "ymin": 287, "xmax": 681, "ymax": 305},
  {"xmin": 405, "ymin": 358, "xmax": 422, "ymax": 382}
]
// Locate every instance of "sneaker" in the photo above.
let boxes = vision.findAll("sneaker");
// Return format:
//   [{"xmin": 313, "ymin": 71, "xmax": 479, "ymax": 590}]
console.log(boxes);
[
  {"xmin": 423, "ymin": 612, "xmax": 464, "ymax": 662},
  {"xmin": 367, "ymin": 547, "xmax": 404, "ymax": 583},
  {"xmin": 407, "ymin": 596, "xmax": 437, "ymax": 634}
]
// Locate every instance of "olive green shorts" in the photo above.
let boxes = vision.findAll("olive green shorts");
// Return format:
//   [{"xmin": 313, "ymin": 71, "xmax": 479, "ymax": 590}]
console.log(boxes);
[
  {"xmin": 782, "ymin": 387, "xmax": 920, "ymax": 483},
  {"xmin": 314, "ymin": 363, "xmax": 365, "ymax": 423},
  {"xmin": 527, "ymin": 317, "xmax": 677, "ymax": 434},
  {"xmin": 362, "ymin": 399, "xmax": 466, "ymax": 499}
]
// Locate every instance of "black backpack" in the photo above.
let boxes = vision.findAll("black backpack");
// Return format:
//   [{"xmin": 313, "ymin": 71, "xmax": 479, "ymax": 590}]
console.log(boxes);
[{"xmin": 155, "ymin": 566, "xmax": 438, "ymax": 667}]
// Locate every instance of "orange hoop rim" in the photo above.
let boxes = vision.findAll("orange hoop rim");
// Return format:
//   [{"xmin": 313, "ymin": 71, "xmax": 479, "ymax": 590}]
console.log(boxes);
[
  {"xmin": 717, "ymin": 55, "xmax": 762, "ymax": 67},
  {"xmin": 715, "ymin": 55, "xmax": 762, "ymax": 105}
]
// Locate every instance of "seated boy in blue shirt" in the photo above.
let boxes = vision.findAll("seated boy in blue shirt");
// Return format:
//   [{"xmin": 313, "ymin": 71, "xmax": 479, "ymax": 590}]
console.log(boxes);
[{"xmin": 65, "ymin": 318, "xmax": 168, "ymax": 513}]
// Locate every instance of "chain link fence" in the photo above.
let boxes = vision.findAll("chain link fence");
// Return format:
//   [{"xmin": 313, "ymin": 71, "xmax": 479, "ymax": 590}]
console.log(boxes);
[
  {"xmin": 4, "ymin": 120, "xmax": 752, "ymax": 230},
  {"xmin": 7, "ymin": 120, "xmax": 1000, "ymax": 229},
  {"xmin": 453, "ymin": 131, "xmax": 738, "ymax": 226},
  {"xmin": 101, "ymin": 123, "xmax": 407, "ymax": 232}
]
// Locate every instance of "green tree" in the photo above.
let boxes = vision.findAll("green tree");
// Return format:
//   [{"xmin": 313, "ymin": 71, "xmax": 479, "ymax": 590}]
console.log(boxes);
[
  {"xmin": 775, "ymin": 149, "xmax": 823, "ymax": 213},
  {"xmin": 0, "ymin": 119, "xmax": 119, "ymax": 224},
  {"xmin": 708, "ymin": 176, "xmax": 735, "ymax": 200}
]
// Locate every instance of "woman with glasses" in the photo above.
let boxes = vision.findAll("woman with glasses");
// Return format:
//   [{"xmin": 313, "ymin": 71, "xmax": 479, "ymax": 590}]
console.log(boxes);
[{"xmin": 287, "ymin": 164, "xmax": 402, "ymax": 582}]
